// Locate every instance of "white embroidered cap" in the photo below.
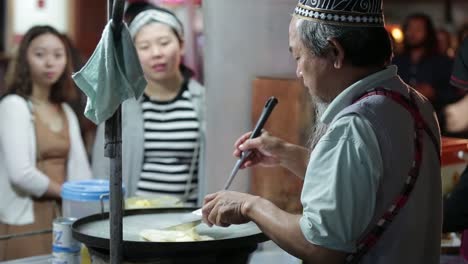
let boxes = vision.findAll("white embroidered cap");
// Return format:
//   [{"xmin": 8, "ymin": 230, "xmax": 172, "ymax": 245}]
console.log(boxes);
[{"xmin": 294, "ymin": 0, "xmax": 385, "ymax": 27}]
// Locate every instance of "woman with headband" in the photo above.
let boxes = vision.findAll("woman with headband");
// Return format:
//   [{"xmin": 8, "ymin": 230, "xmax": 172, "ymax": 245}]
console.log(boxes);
[{"xmin": 92, "ymin": 7, "xmax": 206, "ymax": 206}]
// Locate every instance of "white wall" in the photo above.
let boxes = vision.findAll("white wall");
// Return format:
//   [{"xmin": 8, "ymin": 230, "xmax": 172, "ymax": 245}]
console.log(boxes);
[
  {"xmin": 203, "ymin": 0, "xmax": 297, "ymax": 194},
  {"xmin": 13, "ymin": 0, "xmax": 69, "ymax": 34}
]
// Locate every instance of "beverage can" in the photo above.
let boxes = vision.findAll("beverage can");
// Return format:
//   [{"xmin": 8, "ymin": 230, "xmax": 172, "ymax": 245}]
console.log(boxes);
[
  {"xmin": 52, "ymin": 251, "xmax": 80, "ymax": 264},
  {"xmin": 53, "ymin": 217, "xmax": 80, "ymax": 252}
]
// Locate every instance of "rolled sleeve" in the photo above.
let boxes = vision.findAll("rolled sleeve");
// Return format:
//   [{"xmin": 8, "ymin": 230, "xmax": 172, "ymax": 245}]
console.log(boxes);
[{"xmin": 300, "ymin": 115, "xmax": 382, "ymax": 252}]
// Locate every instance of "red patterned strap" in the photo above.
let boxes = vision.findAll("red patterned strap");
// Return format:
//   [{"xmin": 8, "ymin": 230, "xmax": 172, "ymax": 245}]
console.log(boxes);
[{"xmin": 345, "ymin": 88, "xmax": 440, "ymax": 263}]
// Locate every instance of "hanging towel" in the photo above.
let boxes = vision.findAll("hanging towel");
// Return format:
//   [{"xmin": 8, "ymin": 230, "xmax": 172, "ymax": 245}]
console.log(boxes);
[{"xmin": 72, "ymin": 20, "xmax": 146, "ymax": 124}]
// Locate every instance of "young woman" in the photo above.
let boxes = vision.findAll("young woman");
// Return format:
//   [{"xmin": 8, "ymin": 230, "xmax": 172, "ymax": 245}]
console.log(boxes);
[
  {"xmin": 0, "ymin": 25, "xmax": 91, "ymax": 260},
  {"xmin": 93, "ymin": 7, "xmax": 206, "ymax": 206}
]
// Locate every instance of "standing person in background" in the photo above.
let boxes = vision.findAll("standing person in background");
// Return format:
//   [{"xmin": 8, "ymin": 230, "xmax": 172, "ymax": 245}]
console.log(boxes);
[
  {"xmin": 437, "ymin": 28, "xmax": 454, "ymax": 58},
  {"xmin": 0, "ymin": 25, "xmax": 91, "ymax": 260},
  {"xmin": 393, "ymin": 13, "xmax": 457, "ymax": 135},
  {"xmin": 444, "ymin": 37, "xmax": 468, "ymax": 137},
  {"xmin": 457, "ymin": 23, "xmax": 468, "ymax": 49},
  {"xmin": 442, "ymin": 36, "xmax": 468, "ymax": 263},
  {"xmin": 92, "ymin": 7, "xmax": 206, "ymax": 206},
  {"xmin": 443, "ymin": 27, "xmax": 468, "ymax": 139}
]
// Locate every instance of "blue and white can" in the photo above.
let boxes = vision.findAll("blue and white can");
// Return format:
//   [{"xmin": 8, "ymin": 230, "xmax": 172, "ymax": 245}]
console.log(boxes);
[
  {"xmin": 52, "ymin": 250, "xmax": 80, "ymax": 264},
  {"xmin": 52, "ymin": 217, "xmax": 80, "ymax": 252}
]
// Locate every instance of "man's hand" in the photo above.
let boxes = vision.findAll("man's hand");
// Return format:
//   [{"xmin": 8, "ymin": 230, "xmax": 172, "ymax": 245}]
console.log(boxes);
[
  {"xmin": 202, "ymin": 191, "xmax": 346, "ymax": 263},
  {"xmin": 201, "ymin": 191, "xmax": 258, "ymax": 227},
  {"xmin": 233, "ymin": 130, "xmax": 286, "ymax": 169},
  {"xmin": 233, "ymin": 130, "xmax": 310, "ymax": 178},
  {"xmin": 445, "ymin": 95, "xmax": 468, "ymax": 133}
]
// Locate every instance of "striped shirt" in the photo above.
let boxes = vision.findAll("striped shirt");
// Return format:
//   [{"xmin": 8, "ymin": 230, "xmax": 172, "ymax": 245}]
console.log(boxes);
[{"xmin": 136, "ymin": 85, "xmax": 200, "ymax": 205}]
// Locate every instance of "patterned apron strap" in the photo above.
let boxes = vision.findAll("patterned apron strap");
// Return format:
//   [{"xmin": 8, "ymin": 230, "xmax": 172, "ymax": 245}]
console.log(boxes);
[{"xmin": 345, "ymin": 88, "xmax": 440, "ymax": 264}]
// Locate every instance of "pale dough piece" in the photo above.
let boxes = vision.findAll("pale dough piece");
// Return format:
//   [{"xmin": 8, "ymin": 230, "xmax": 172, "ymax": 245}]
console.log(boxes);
[{"xmin": 140, "ymin": 228, "xmax": 214, "ymax": 242}]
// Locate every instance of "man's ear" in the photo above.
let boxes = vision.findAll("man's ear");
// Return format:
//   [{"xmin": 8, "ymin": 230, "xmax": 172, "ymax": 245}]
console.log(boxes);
[{"xmin": 328, "ymin": 38, "xmax": 345, "ymax": 69}]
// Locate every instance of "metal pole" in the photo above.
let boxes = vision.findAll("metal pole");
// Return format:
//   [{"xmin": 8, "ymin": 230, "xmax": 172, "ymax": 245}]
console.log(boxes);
[
  {"xmin": 106, "ymin": 0, "xmax": 125, "ymax": 263},
  {"xmin": 105, "ymin": 108, "xmax": 122, "ymax": 264},
  {"xmin": 183, "ymin": 0, "xmax": 199, "ymax": 79}
]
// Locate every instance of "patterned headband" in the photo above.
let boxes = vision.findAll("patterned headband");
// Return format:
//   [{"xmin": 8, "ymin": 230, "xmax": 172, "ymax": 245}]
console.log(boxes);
[
  {"xmin": 294, "ymin": 0, "xmax": 385, "ymax": 27},
  {"xmin": 129, "ymin": 9, "xmax": 184, "ymax": 39}
]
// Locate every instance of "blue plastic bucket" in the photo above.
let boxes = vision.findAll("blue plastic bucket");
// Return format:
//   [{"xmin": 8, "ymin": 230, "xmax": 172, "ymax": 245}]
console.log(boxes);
[{"xmin": 61, "ymin": 179, "xmax": 124, "ymax": 219}]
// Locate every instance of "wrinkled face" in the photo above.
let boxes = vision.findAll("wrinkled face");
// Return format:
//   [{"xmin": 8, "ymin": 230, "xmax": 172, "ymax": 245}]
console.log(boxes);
[
  {"xmin": 27, "ymin": 33, "xmax": 67, "ymax": 88},
  {"xmin": 134, "ymin": 22, "xmax": 184, "ymax": 82},
  {"xmin": 405, "ymin": 18, "xmax": 427, "ymax": 48},
  {"xmin": 288, "ymin": 17, "xmax": 334, "ymax": 103}
]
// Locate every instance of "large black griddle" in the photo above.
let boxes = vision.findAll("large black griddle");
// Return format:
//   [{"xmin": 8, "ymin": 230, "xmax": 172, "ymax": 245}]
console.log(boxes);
[{"xmin": 72, "ymin": 207, "xmax": 269, "ymax": 263}]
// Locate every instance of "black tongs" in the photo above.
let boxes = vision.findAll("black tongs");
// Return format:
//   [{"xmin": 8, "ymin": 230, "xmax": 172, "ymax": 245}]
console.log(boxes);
[{"xmin": 223, "ymin": 96, "xmax": 279, "ymax": 190}]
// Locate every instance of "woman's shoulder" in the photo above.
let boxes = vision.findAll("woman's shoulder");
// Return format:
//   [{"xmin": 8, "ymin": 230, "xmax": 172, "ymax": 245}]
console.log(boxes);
[
  {"xmin": 0, "ymin": 94, "xmax": 30, "ymax": 112},
  {"xmin": 1, "ymin": 94, "xmax": 28, "ymax": 105},
  {"xmin": 0, "ymin": 95, "xmax": 32, "ymax": 128},
  {"xmin": 187, "ymin": 78, "xmax": 205, "ymax": 96}
]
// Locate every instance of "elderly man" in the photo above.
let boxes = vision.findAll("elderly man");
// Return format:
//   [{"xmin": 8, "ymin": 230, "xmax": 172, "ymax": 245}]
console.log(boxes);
[{"xmin": 202, "ymin": 0, "xmax": 442, "ymax": 263}]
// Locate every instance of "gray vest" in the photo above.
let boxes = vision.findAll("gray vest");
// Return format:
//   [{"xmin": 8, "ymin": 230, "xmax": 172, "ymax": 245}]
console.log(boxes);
[{"xmin": 332, "ymin": 76, "xmax": 442, "ymax": 264}]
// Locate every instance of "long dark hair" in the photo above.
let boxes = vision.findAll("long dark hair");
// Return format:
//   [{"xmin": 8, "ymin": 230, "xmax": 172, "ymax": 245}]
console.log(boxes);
[
  {"xmin": 4, "ymin": 25, "xmax": 76, "ymax": 103},
  {"xmin": 402, "ymin": 13, "xmax": 439, "ymax": 57}
]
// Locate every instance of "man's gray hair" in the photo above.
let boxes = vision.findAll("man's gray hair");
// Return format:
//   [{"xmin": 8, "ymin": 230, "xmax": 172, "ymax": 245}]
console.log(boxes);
[
  {"xmin": 296, "ymin": 19, "xmax": 345, "ymax": 57},
  {"xmin": 295, "ymin": 18, "xmax": 393, "ymax": 67}
]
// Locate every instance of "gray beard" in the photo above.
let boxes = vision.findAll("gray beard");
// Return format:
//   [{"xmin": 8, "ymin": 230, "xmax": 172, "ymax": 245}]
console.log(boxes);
[{"xmin": 308, "ymin": 98, "xmax": 330, "ymax": 150}]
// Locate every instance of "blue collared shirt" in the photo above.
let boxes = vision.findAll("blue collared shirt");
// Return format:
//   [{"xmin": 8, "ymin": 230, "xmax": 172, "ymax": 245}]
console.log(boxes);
[{"xmin": 299, "ymin": 66, "xmax": 399, "ymax": 252}]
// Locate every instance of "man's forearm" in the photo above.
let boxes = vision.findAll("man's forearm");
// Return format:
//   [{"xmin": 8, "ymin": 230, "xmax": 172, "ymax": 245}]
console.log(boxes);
[
  {"xmin": 279, "ymin": 143, "xmax": 310, "ymax": 179},
  {"xmin": 244, "ymin": 197, "xmax": 346, "ymax": 263}
]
